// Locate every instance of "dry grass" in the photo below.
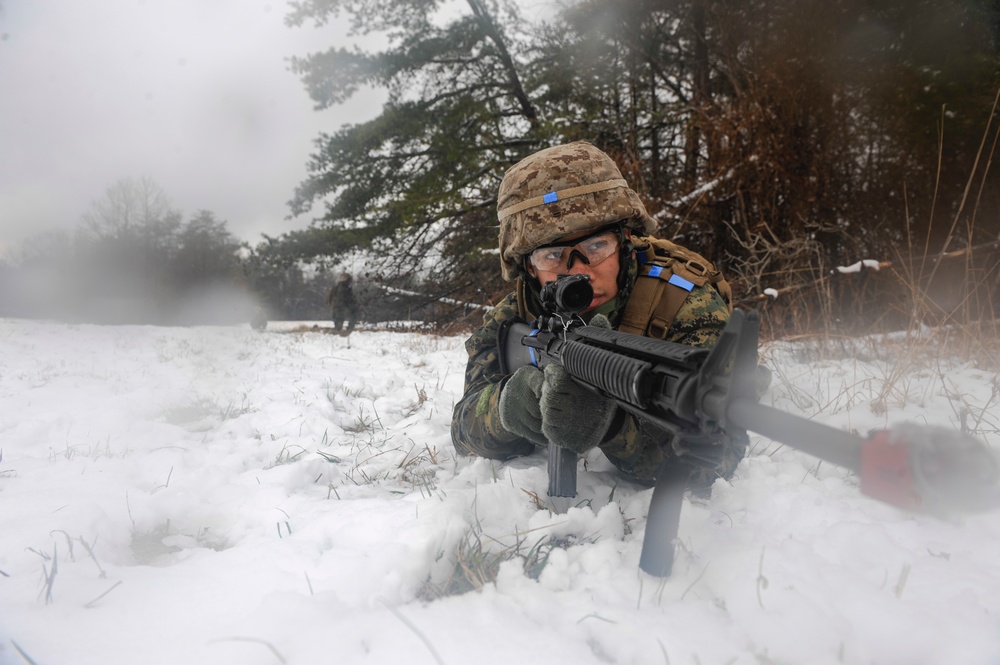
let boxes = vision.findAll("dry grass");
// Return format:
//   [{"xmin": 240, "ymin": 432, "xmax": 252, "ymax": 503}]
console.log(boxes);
[{"xmin": 418, "ymin": 526, "xmax": 579, "ymax": 600}]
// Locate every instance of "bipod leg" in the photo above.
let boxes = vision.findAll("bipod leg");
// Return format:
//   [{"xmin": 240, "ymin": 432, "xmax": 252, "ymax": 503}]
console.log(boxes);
[{"xmin": 638, "ymin": 458, "xmax": 691, "ymax": 577}]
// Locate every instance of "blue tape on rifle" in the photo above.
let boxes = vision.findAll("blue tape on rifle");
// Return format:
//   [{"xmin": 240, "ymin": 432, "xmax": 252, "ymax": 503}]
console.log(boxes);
[
  {"xmin": 543, "ymin": 192, "xmax": 559, "ymax": 204},
  {"xmin": 669, "ymin": 273, "xmax": 695, "ymax": 291},
  {"xmin": 529, "ymin": 328, "xmax": 541, "ymax": 366}
]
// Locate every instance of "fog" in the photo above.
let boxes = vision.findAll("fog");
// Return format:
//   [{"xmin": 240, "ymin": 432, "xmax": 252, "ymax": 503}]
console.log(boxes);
[
  {"xmin": 0, "ymin": 260, "xmax": 264, "ymax": 325},
  {"xmin": 0, "ymin": 0, "xmax": 385, "ymax": 259}
]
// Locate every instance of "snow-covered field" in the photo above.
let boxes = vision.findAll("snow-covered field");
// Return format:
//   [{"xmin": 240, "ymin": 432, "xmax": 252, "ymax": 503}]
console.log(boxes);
[{"xmin": 1, "ymin": 318, "xmax": 998, "ymax": 665}]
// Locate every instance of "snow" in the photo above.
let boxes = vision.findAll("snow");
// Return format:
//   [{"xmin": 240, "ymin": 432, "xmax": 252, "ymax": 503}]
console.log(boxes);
[
  {"xmin": 656, "ymin": 169, "xmax": 737, "ymax": 218},
  {"xmin": 1, "ymin": 318, "xmax": 999, "ymax": 665},
  {"xmin": 836, "ymin": 260, "xmax": 883, "ymax": 274}
]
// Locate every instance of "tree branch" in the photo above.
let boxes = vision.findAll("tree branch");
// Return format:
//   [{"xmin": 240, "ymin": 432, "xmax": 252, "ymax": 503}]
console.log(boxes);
[{"xmin": 466, "ymin": 0, "xmax": 539, "ymax": 130}]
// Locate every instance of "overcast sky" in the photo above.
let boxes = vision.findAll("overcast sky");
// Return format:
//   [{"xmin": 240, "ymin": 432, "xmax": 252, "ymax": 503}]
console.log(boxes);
[{"xmin": 0, "ymin": 0, "xmax": 386, "ymax": 259}]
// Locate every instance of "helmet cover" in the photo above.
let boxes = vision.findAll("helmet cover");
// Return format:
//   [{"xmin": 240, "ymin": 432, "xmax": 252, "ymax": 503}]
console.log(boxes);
[{"xmin": 497, "ymin": 141, "xmax": 655, "ymax": 280}]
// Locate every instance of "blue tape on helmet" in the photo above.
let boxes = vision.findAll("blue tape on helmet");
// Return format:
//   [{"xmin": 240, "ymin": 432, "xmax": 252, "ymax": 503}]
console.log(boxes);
[
  {"xmin": 543, "ymin": 192, "xmax": 559, "ymax": 204},
  {"xmin": 668, "ymin": 273, "xmax": 695, "ymax": 291}
]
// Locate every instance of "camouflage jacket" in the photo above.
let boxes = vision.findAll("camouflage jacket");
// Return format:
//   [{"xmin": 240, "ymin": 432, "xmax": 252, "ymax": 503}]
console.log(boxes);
[
  {"xmin": 450, "ymin": 256, "xmax": 747, "ymax": 490},
  {"xmin": 326, "ymin": 282, "xmax": 357, "ymax": 311}
]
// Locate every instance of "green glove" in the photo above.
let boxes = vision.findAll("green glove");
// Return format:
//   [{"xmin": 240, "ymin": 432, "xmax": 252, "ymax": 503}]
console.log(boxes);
[
  {"xmin": 498, "ymin": 365, "xmax": 548, "ymax": 446},
  {"xmin": 499, "ymin": 314, "xmax": 618, "ymax": 452},
  {"xmin": 539, "ymin": 363, "xmax": 617, "ymax": 452},
  {"xmin": 538, "ymin": 313, "xmax": 617, "ymax": 452}
]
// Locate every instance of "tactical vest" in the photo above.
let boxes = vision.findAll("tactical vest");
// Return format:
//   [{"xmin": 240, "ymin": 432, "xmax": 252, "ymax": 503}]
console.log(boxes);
[
  {"xmin": 619, "ymin": 235, "xmax": 733, "ymax": 338},
  {"xmin": 515, "ymin": 235, "xmax": 732, "ymax": 339}
]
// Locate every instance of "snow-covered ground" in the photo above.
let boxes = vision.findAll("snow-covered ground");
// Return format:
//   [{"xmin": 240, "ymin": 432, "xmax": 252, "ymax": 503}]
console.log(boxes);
[{"xmin": 1, "ymin": 318, "xmax": 998, "ymax": 665}]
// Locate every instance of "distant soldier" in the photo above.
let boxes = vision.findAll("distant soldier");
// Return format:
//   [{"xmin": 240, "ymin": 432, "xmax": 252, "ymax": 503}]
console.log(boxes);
[
  {"xmin": 250, "ymin": 306, "xmax": 268, "ymax": 331},
  {"xmin": 325, "ymin": 272, "xmax": 359, "ymax": 334}
]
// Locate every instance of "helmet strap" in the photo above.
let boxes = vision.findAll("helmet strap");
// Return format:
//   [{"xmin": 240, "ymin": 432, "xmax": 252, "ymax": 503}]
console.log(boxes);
[
  {"xmin": 616, "ymin": 228, "xmax": 639, "ymax": 299},
  {"xmin": 517, "ymin": 260, "xmax": 542, "ymax": 298}
]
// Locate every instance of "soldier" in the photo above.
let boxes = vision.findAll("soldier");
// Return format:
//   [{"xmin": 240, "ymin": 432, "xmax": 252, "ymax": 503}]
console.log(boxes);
[
  {"xmin": 325, "ymin": 272, "xmax": 359, "ymax": 334},
  {"xmin": 451, "ymin": 141, "xmax": 747, "ymax": 494},
  {"xmin": 250, "ymin": 306, "xmax": 267, "ymax": 331}
]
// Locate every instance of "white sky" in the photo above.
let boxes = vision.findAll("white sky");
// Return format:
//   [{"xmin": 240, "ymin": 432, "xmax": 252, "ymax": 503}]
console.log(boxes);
[{"xmin": 0, "ymin": 0, "xmax": 386, "ymax": 258}]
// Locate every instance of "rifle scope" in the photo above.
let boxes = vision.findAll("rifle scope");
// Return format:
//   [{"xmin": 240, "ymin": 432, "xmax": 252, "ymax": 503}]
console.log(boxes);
[{"xmin": 539, "ymin": 274, "xmax": 593, "ymax": 314}]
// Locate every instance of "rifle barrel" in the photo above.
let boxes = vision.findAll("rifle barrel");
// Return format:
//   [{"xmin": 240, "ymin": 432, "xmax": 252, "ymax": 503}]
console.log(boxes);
[{"xmin": 727, "ymin": 398, "xmax": 862, "ymax": 472}]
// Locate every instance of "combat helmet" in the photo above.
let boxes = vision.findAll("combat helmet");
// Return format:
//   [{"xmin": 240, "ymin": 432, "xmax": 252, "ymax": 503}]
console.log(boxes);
[{"xmin": 497, "ymin": 141, "xmax": 656, "ymax": 281}]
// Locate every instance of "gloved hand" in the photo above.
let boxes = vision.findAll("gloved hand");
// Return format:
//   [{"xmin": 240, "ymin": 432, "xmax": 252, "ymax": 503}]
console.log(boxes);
[
  {"xmin": 670, "ymin": 431, "xmax": 729, "ymax": 469},
  {"xmin": 672, "ymin": 428, "xmax": 749, "ymax": 498},
  {"xmin": 498, "ymin": 314, "xmax": 618, "ymax": 453},
  {"xmin": 498, "ymin": 365, "xmax": 548, "ymax": 446},
  {"xmin": 538, "ymin": 362, "xmax": 617, "ymax": 452}
]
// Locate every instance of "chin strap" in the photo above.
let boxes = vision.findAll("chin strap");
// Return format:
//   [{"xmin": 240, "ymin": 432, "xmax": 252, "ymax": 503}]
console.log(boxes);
[
  {"xmin": 515, "ymin": 272, "xmax": 541, "ymax": 320},
  {"xmin": 616, "ymin": 236, "xmax": 638, "ymax": 298}
]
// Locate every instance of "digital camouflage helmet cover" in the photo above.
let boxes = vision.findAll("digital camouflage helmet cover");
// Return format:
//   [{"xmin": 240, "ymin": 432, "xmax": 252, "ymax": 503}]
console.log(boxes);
[{"xmin": 497, "ymin": 141, "xmax": 656, "ymax": 281}]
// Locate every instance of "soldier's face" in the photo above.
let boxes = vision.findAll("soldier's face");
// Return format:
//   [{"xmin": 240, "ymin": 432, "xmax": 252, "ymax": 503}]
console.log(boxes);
[{"xmin": 526, "ymin": 228, "xmax": 626, "ymax": 312}]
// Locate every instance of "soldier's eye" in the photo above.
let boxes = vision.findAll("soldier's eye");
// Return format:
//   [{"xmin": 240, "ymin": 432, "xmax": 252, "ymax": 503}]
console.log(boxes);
[{"xmin": 538, "ymin": 249, "xmax": 565, "ymax": 263}]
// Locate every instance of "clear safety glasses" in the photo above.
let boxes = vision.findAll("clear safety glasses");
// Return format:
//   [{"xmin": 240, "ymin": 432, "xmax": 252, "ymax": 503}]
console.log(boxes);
[{"xmin": 528, "ymin": 227, "xmax": 621, "ymax": 273}]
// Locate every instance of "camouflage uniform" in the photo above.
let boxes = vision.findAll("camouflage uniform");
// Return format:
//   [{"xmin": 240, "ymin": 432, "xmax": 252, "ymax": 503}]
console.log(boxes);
[
  {"xmin": 451, "ymin": 263, "xmax": 746, "ymax": 489},
  {"xmin": 326, "ymin": 273, "xmax": 359, "ymax": 333},
  {"xmin": 250, "ymin": 306, "xmax": 267, "ymax": 331},
  {"xmin": 450, "ymin": 141, "xmax": 747, "ymax": 491}
]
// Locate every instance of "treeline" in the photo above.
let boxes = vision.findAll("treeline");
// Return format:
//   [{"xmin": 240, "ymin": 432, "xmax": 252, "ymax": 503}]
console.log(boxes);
[
  {"xmin": 0, "ymin": 177, "xmax": 437, "ymax": 326},
  {"xmin": 280, "ymin": 0, "xmax": 1000, "ymax": 336},
  {"xmin": 5, "ymin": 1, "xmax": 999, "ymax": 335}
]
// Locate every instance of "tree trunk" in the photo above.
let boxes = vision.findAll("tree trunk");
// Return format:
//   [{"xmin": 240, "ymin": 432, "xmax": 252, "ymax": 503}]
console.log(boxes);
[{"xmin": 466, "ymin": 0, "xmax": 540, "ymax": 130}]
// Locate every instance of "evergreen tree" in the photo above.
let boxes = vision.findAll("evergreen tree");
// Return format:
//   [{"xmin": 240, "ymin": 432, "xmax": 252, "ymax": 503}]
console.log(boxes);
[
  {"xmin": 173, "ymin": 211, "xmax": 242, "ymax": 290},
  {"xmin": 284, "ymin": 0, "xmax": 1000, "ymax": 330},
  {"xmin": 286, "ymin": 0, "xmax": 542, "ymax": 299}
]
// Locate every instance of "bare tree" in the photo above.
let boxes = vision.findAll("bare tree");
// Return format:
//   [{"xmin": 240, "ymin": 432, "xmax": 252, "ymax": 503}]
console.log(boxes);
[{"xmin": 83, "ymin": 176, "xmax": 179, "ymax": 241}]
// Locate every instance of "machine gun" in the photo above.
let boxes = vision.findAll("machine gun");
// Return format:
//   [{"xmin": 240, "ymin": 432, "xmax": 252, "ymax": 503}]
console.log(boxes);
[{"xmin": 498, "ymin": 274, "xmax": 1000, "ymax": 577}]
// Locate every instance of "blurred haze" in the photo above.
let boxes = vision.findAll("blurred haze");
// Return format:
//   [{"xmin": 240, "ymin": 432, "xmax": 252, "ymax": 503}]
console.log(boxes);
[{"xmin": 0, "ymin": 0, "xmax": 385, "ymax": 259}]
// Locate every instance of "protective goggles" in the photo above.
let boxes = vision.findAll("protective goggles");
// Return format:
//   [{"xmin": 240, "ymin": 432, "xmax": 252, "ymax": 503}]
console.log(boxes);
[{"xmin": 528, "ymin": 226, "xmax": 622, "ymax": 273}]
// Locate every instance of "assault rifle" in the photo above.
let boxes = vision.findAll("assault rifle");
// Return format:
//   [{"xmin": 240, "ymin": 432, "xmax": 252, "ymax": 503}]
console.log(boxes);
[{"xmin": 498, "ymin": 274, "xmax": 1000, "ymax": 577}]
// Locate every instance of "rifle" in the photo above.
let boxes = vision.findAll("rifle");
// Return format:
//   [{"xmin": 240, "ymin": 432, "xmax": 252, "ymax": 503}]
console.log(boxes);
[{"xmin": 498, "ymin": 274, "xmax": 1000, "ymax": 577}]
